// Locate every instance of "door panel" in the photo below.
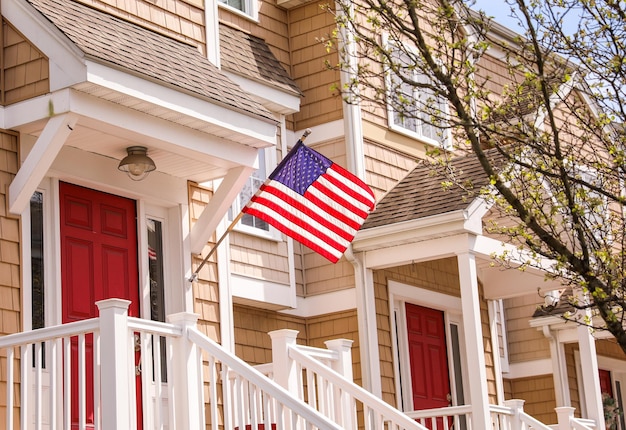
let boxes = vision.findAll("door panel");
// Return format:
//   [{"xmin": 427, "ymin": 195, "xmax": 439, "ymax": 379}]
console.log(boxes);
[
  {"xmin": 60, "ymin": 182, "xmax": 141, "ymax": 429},
  {"xmin": 406, "ymin": 303, "xmax": 452, "ymax": 429}
]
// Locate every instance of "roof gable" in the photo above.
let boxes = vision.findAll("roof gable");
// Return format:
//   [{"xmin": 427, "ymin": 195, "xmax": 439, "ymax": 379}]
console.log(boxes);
[
  {"xmin": 21, "ymin": 0, "xmax": 275, "ymax": 122},
  {"xmin": 362, "ymin": 150, "xmax": 500, "ymax": 230}
]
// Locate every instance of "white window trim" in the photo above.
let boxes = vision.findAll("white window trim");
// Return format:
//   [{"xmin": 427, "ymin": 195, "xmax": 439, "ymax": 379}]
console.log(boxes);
[
  {"xmin": 388, "ymin": 280, "xmax": 468, "ymax": 412},
  {"xmin": 231, "ymin": 147, "xmax": 282, "ymax": 241},
  {"xmin": 218, "ymin": 0, "xmax": 259, "ymax": 22},
  {"xmin": 383, "ymin": 35, "xmax": 452, "ymax": 150}
]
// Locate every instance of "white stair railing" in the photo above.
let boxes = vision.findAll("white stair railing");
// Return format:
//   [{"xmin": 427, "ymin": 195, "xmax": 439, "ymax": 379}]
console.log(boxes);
[
  {"xmin": 0, "ymin": 300, "xmax": 343, "ymax": 430},
  {"xmin": 268, "ymin": 329, "xmax": 429, "ymax": 430}
]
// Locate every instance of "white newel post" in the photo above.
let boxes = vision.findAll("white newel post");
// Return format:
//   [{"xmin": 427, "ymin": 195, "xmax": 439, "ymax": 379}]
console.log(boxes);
[
  {"xmin": 167, "ymin": 312, "xmax": 203, "ymax": 430},
  {"xmin": 268, "ymin": 329, "xmax": 300, "ymax": 395},
  {"xmin": 555, "ymin": 406, "xmax": 575, "ymax": 430},
  {"xmin": 324, "ymin": 339, "xmax": 356, "ymax": 429},
  {"xmin": 504, "ymin": 399, "xmax": 525, "ymax": 430},
  {"xmin": 96, "ymin": 299, "xmax": 133, "ymax": 430}
]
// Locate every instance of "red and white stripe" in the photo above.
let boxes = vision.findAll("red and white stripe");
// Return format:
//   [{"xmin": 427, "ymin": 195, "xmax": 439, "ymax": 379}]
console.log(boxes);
[{"xmin": 245, "ymin": 165, "xmax": 375, "ymax": 263}]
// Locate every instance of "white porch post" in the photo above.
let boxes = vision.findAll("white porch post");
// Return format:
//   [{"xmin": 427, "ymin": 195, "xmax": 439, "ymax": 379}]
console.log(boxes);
[
  {"xmin": 577, "ymin": 320, "xmax": 605, "ymax": 428},
  {"xmin": 268, "ymin": 329, "xmax": 300, "ymax": 395},
  {"xmin": 167, "ymin": 312, "xmax": 204, "ymax": 429},
  {"xmin": 325, "ymin": 339, "xmax": 356, "ymax": 429},
  {"xmin": 456, "ymin": 252, "xmax": 491, "ymax": 429},
  {"xmin": 96, "ymin": 298, "xmax": 133, "ymax": 430}
]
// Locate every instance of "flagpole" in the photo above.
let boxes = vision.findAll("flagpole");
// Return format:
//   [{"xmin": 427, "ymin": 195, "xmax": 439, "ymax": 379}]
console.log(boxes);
[{"xmin": 188, "ymin": 128, "xmax": 312, "ymax": 283}]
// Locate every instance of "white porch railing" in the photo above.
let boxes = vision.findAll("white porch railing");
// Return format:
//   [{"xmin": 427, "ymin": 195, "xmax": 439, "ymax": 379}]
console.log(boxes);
[
  {"xmin": 0, "ymin": 299, "xmax": 342, "ymax": 430},
  {"xmin": 265, "ymin": 330, "xmax": 598, "ymax": 430}
]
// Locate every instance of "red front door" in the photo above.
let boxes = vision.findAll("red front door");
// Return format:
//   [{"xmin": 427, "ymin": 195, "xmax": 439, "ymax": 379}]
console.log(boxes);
[
  {"xmin": 60, "ymin": 182, "xmax": 142, "ymax": 429},
  {"xmin": 600, "ymin": 369, "xmax": 614, "ymax": 397},
  {"xmin": 406, "ymin": 303, "xmax": 451, "ymax": 425}
]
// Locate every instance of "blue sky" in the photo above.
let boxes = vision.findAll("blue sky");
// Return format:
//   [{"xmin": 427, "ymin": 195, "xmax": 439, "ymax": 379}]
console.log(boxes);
[{"xmin": 470, "ymin": 0, "xmax": 522, "ymax": 30}]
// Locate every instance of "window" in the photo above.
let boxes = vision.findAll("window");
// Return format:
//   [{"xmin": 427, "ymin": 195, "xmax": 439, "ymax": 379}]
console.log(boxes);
[
  {"xmin": 218, "ymin": 0, "xmax": 255, "ymax": 18},
  {"xmin": 230, "ymin": 148, "xmax": 278, "ymax": 238},
  {"xmin": 148, "ymin": 218, "xmax": 167, "ymax": 382},
  {"xmin": 386, "ymin": 44, "xmax": 450, "ymax": 148},
  {"xmin": 30, "ymin": 192, "xmax": 45, "ymax": 367}
]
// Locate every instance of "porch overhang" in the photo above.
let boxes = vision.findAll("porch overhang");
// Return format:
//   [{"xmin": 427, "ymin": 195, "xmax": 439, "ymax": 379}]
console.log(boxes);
[{"xmin": 352, "ymin": 201, "xmax": 563, "ymax": 298}]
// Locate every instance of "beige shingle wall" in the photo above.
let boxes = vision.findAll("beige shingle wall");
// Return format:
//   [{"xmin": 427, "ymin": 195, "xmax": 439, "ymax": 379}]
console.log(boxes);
[
  {"xmin": 3, "ymin": 21, "xmax": 49, "ymax": 105},
  {"xmin": 0, "ymin": 131, "xmax": 20, "ymax": 427},
  {"xmin": 188, "ymin": 182, "xmax": 221, "ymax": 342},
  {"xmin": 287, "ymin": 2, "xmax": 343, "ymax": 130},
  {"xmin": 229, "ymin": 232, "xmax": 291, "ymax": 284},
  {"xmin": 233, "ymin": 304, "xmax": 307, "ymax": 365},
  {"xmin": 507, "ymin": 375, "xmax": 557, "ymax": 424},
  {"xmin": 503, "ymin": 294, "xmax": 550, "ymax": 362},
  {"xmin": 564, "ymin": 343, "xmax": 581, "ymax": 417}
]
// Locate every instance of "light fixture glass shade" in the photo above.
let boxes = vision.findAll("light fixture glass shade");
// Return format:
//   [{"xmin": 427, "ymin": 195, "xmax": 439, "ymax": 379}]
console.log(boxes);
[{"xmin": 118, "ymin": 146, "xmax": 156, "ymax": 181}]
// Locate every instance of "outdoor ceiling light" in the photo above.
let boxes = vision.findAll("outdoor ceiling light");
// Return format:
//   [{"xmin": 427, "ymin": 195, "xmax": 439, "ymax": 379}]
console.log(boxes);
[{"xmin": 118, "ymin": 146, "xmax": 156, "ymax": 181}]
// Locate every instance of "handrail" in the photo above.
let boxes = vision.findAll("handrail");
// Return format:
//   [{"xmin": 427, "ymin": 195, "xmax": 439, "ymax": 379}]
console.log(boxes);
[
  {"xmin": 288, "ymin": 343, "xmax": 429, "ymax": 430},
  {"xmin": 127, "ymin": 316, "xmax": 183, "ymax": 337},
  {"xmin": 407, "ymin": 404, "xmax": 473, "ymax": 419},
  {"xmin": 188, "ymin": 327, "xmax": 344, "ymax": 430},
  {"xmin": 519, "ymin": 410, "xmax": 553, "ymax": 430},
  {"xmin": 0, "ymin": 318, "xmax": 99, "ymax": 348},
  {"xmin": 571, "ymin": 417, "xmax": 596, "ymax": 430}
]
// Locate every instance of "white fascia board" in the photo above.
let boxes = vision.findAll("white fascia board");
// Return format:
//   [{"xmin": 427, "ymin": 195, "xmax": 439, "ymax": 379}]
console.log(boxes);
[
  {"xmin": 86, "ymin": 61, "xmax": 277, "ymax": 145},
  {"xmin": 279, "ymin": 289, "xmax": 357, "ymax": 318},
  {"xmin": 5, "ymin": 89, "xmax": 261, "ymax": 170},
  {"xmin": 223, "ymin": 71, "xmax": 301, "ymax": 114},
  {"xmin": 2, "ymin": 0, "xmax": 87, "ymax": 90},
  {"xmin": 360, "ymin": 233, "xmax": 475, "ymax": 269},
  {"xmin": 353, "ymin": 207, "xmax": 483, "ymax": 252}
]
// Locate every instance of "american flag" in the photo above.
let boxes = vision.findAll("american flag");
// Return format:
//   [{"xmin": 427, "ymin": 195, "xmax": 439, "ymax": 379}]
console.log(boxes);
[{"xmin": 243, "ymin": 138, "xmax": 376, "ymax": 263}]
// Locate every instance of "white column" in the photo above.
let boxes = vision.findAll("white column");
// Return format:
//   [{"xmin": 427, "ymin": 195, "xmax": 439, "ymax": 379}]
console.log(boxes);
[
  {"xmin": 167, "ymin": 312, "xmax": 204, "ymax": 429},
  {"xmin": 96, "ymin": 299, "xmax": 133, "ymax": 430},
  {"xmin": 456, "ymin": 252, "xmax": 491, "ymax": 429},
  {"xmin": 541, "ymin": 325, "xmax": 570, "ymax": 407},
  {"xmin": 268, "ymin": 329, "xmax": 300, "ymax": 396},
  {"xmin": 577, "ymin": 320, "xmax": 606, "ymax": 428}
]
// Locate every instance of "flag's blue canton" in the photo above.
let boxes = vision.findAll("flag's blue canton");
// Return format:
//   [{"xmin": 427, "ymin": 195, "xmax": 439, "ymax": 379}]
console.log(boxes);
[{"xmin": 270, "ymin": 141, "xmax": 332, "ymax": 195}]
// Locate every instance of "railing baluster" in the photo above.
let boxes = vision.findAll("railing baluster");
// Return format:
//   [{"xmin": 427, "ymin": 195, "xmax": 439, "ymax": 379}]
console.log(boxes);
[
  {"xmin": 78, "ymin": 333, "xmax": 86, "ymax": 430},
  {"xmin": 166, "ymin": 339, "xmax": 175, "ymax": 429},
  {"xmin": 35, "ymin": 341, "xmax": 43, "ymax": 430},
  {"xmin": 7, "ymin": 346, "xmax": 14, "ymax": 429},
  {"xmin": 64, "ymin": 337, "xmax": 71, "ymax": 430},
  {"xmin": 221, "ymin": 362, "xmax": 232, "ymax": 430},
  {"xmin": 154, "ymin": 334, "xmax": 163, "ymax": 430},
  {"xmin": 140, "ymin": 332, "xmax": 152, "ymax": 430},
  {"xmin": 50, "ymin": 340, "xmax": 58, "ymax": 430},
  {"xmin": 93, "ymin": 333, "xmax": 100, "ymax": 430}
]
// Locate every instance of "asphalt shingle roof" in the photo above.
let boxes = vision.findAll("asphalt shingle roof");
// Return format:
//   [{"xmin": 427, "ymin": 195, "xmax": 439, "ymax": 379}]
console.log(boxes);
[
  {"xmin": 362, "ymin": 150, "xmax": 500, "ymax": 230},
  {"xmin": 219, "ymin": 24, "xmax": 302, "ymax": 97},
  {"xmin": 26, "ymin": 0, "xmax": 275, "ymax": 122}
]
